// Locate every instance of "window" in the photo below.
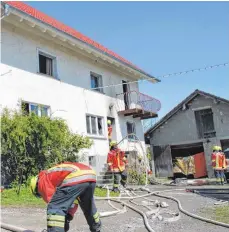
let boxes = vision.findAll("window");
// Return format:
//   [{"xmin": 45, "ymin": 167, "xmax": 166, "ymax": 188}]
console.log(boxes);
[
  {"xmin": 86, "ymin": 115, "xmax": 104, "ymax": 136},
  {"xmin": 195, "ymin": 108, "xmax": 216, "ymax": 139},
  {"xmin": 90, "ymin": 72, "xmax": 103, "ymax": 93},
  {"xmin": 38, "ymin": 50, "xmax": 56, "ymax": 77},
  {"xmin": 126, "ymin": 122, "xmax": 136, "ymax": 140},
  {"xmin": 22, "ymin": 102, "xmax": 50, "ymax": 117},
  {"xmin": 89, "ymin": 156, "xmax": 96, "ymax": 167}
]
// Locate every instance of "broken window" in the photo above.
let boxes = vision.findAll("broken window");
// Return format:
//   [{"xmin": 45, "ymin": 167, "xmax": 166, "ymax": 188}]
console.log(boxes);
[
  {"xmin": 86, "ymin": 115, "xmax": 104, "ymax": 136},
  {"xmin": 97, "ymin": 117, "xmax": 103, "ymax": 135},
  {"xmin": 38, "ymin": 51, "xmax": 56, "ymax": 77},
  {"xmin": 90, "ymin": 72, "xmax": 103, "ymax": 93},
  {"xmin": 21, "ymin": 102, "xmax": 50, "ymax": 117},
  {"xmin": 195, "ymin": 108, "xmax": 216, "ymax": 139},
  {"xmin": 127, "ymin": 122, "xmax": 136, "ymax": 140}
]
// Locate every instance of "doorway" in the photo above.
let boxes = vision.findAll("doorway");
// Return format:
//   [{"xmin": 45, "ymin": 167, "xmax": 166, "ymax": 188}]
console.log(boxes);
[
  {"xmin": 171, "ymin": 142, "xmax": 207, "ymax": 179},
  {"xmin": 107, "ymin": 117, "xmax": 116, "ymax": 142},
  {"xmin": 122, "ymin": 80, "xmax": 130, "ymax": 110}
]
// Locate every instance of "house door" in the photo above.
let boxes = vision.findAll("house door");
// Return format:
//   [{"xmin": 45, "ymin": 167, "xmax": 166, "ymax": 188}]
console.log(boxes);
[
  {"xmin": 153, "ymin": 145, "xmax": 173, "ymax": 178},
  {"xmin": 122, "ymin": 80, "xmax": 130, "ymax": 110}
]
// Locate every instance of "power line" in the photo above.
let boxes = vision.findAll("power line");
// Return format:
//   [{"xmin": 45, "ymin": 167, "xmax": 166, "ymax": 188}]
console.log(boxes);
[{"xmin": 91, "ymin": 62, "xmax": 229, "ymax": 90}]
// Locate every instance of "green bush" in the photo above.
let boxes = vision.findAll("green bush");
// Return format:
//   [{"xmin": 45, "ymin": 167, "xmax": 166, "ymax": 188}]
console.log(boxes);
[
  {"xmin": 1, "ymin": 108, "xmax": 92, "ymax": 189},
  {"xmin": 127, "ymin": 168, "xmax": 147, "ymax": 185}
]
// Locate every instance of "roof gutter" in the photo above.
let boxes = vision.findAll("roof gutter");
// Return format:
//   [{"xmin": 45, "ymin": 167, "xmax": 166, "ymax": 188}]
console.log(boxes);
[{"xmin": 3, "ymin": 2, "xmax": 160, "ymax": 83}]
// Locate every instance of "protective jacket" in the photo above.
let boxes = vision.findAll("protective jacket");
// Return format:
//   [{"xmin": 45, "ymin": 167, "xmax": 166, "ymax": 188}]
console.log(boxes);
[
  {"xmin": 220, "ymin": 152, "xmax": 227, "ymax": 170},
  {"xmin": 107, "ymin": 149, "xmax": 128, "ymax": 172},
  {"xmin": 37, "ymin": 162, "xmax": 96, "ymax": 217},
  {"xmin": 211, "ymin": 152, "xmax": 226, "ymax": 170}
]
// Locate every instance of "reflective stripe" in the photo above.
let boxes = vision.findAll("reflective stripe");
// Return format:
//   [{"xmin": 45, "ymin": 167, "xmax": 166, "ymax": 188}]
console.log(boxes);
[
  {"xmin": 74, "ymin": 199, "xmax": 79, "ymax": 204},
  {"xmin": 108, "ymin": 163, "xmax": 112, "ymax": 166},
  {"xmin": 47, "ymin": 221, "xmax": 65, "ymax": 228},
  {"xmin": 47, "ymin": 164, "xmax": 80, "ymax": 173},
  {"xmin": 61, "ymin": 174, "xmax": 96, "ymax": 185},
  {"xmin": 47, "ymin": 167, "xmax": 76, "ymax": 173},
  {"xmin": 113, "ymin": 184, "xmax": 119, "ymax": 187},
  {"xmin": 47, "ymin": 215, "xmax": 65, "ymax": 222},
  {"xmin": 117, "ymin": 152, "xmax": 121, "ymax": 170},
  {"xmin": 65, "ymin": 169, "xmax": 96, "ymax": 179},
  {"xmin": 93, "ymin": 212, "xmax": 100, "ymax": 223},
  {"xmin": 121, "ymin": 179, "xmax": 126, "ymax": 182}
]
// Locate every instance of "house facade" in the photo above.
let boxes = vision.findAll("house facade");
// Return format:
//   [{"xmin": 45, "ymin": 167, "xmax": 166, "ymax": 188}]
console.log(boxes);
[
  {"xmin": 145, "ymin": 90, "xmax": 229, "ymax": 178},
  {"xmin": 0, "ymin": 2, "xmax": 161, "ymax": 175}
]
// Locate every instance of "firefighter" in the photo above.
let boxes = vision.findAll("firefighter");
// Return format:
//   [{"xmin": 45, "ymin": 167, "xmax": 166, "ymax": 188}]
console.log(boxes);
[
  {"xmin": 107, "ymin": 120, "xmax": 112, "ymax": 147},
  {"xmin": 30, "ymin": 162, "xmax": 101, "ymax": 232},
  {"xmin": 107, "ymin": 141, "xmax": 128, "ymax": 192},
  {"xmin": 211, "ymin": 146, "xmax": 225, "ymax": 185},
  {"xmin": 219, "ymin": 146, "xmax": 227, "ymax": 184}
]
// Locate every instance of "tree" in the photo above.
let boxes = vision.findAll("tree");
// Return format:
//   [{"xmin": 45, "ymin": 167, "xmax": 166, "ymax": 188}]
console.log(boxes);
[{"xmin": 1, "ymin": 108, "xmax": 92, "ymax": 188}]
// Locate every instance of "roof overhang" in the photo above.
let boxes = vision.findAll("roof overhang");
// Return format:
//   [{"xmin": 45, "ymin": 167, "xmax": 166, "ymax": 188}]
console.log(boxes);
[{"xmin": 2, "ymin": 2, "xmax": 160, "ymax": 83}]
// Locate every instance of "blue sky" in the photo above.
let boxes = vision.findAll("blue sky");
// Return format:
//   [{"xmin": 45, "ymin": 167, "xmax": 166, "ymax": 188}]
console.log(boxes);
[{"xmin": 26, "ymin": 1, "xmax": 229, "ymax": 122}]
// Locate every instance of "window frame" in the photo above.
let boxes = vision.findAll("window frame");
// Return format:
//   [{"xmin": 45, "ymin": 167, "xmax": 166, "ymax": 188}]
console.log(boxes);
[
  {"xmin": 194, "ymin": 108, "xmax": 216, "ymax": 139},
  {"xmin": 86, "ymin": 114, "xmax": 105, "ymax": 137},
  {"xmin": 90, "ymin": 72, "xmax": 104, "ymax": 93},
  {"xmin": 37, "ymin": 48, "xmax": 58, "ymax": 79},
  {"xmin": 126, "ymin": 121, "xmax": 136, "ymax": 141},
  {"xmin": 22, "ymin": 101, "xmax": 50, "ymax": 117},
  {"xmin": 88, "ymin": 155, "xmax": 96, "ymax": 167}
]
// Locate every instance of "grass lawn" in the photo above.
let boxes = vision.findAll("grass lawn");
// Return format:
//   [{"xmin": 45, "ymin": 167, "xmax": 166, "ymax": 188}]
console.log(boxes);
[
  {"xmin": 1, "ymin": 187, "xmax": 119, "ymax": 207},
  {"xmin": 201, "ymin": 205, "xmax": 229, "ymax": 224}
]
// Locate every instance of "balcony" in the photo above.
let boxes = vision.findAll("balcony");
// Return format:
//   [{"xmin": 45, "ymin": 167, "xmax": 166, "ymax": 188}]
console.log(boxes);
[{"xmin": 116, "ymin": 91, "xmax": 161, "ymax": 119}]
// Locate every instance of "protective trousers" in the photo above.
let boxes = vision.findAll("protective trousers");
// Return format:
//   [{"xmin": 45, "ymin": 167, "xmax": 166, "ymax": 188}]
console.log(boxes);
[
  {"xmin": 113, "ymin": 170, "xmax": 127, "ymax": 188},
  {"xmin": 47, "ymin": 182, "xmax": 101, "ymax": 232},
  {"xmin": 215, "ymin": 170, "xmax": 225, "ymax": 184}
]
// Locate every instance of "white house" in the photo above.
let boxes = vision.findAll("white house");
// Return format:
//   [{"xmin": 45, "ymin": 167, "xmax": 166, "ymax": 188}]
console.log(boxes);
[{"xmin": 0, "ymin": 1, "xmax": 161, "ymax": 175}]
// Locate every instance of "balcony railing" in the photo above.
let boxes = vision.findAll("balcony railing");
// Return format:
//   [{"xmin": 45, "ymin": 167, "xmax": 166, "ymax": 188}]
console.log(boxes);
[{"xmin": 116, "ymin": 91, "xmax": 161, "ymax": 119}]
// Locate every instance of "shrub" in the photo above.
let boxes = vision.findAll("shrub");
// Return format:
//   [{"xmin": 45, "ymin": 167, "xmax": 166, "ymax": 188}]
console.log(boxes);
[{"xmin": 1, "ymin": 108, "xmax": 92, "ymax": 190}]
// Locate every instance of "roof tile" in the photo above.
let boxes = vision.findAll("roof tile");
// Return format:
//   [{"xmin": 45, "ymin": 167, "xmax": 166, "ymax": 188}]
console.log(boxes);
[{"xmin": 5, "ymin": 1, "xmax": 143, "ymax": 71}]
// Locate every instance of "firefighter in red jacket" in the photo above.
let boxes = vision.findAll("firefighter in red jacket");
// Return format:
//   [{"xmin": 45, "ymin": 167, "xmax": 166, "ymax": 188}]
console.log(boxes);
[
  {"xmin": 211, "ymin": 146, "xmax": 226, "ymax": 185},
  {"xmin": 30, "ymin": 162, "xmax": 101, "ymax": 232},
  {"xmin": 107, "ymin": 141, "xmax": 128, "ymax": 192}
]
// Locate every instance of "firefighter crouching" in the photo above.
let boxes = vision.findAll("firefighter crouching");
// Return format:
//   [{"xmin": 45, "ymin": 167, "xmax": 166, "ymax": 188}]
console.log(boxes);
[
  {"xmin": 30, "ymin": 162, "xmax": 101, "ymax": 232},
  {"xmin": 211, "ymin": 146, "xmax": 226, "ymax": 185},
  {"xmin": 107, "ymin": 141, "xmax": 128, "ymax": 192}
]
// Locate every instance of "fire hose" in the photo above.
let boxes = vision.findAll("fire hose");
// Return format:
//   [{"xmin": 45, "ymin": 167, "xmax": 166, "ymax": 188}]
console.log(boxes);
[{"xmin": 1, "ymin": 187, "xmax": 229, "ymax": 232}]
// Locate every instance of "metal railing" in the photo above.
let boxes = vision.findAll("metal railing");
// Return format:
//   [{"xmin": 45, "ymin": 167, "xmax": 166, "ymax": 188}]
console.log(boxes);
[{"xmin": 116, "ymin": 90, "xmax": 161, "ymax": 114}]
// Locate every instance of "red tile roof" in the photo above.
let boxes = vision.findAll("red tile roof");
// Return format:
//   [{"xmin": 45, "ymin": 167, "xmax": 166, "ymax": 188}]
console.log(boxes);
[{"xmin": 4, "ymin": 1, "xmax": 154, "ymax": 78}]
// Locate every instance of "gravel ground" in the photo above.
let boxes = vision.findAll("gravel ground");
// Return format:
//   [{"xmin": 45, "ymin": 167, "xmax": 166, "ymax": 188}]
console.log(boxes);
[{"xmin": 1, "ymin": 185, "xmax": 229, "ymax": 232}]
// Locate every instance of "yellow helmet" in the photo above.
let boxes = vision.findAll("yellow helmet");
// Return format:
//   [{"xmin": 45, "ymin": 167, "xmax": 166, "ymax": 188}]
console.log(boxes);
[
  {"xmin": 110, "ymin": 140, "xmax": 117, "ymax": 146},
  {"xmin": 218, "ymin": 146, "xmax": 222, "ymax": 151},
  {"xmin": 107, "ymin": 120, "xmax": 111, "ymax": 125},
  {"xmin": 30, "ymin": 176, "xmax": 39, "ymax": 197},
  {"xmin": 212, "ymin": 145, "xmax": 219, "ymax": 151}
]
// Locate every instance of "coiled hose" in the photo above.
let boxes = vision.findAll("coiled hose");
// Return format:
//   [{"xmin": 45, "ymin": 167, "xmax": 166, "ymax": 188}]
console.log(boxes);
[{"xmin": 154, "ymin": 191, "xmax": 229, "ymax": 228}]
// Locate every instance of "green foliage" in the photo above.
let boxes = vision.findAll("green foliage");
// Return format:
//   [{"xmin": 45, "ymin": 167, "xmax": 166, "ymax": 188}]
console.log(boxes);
[
  {"xmin": 201, "ymin": 205, "xmax": 229, "ymax": 224},
  {"xmin": 1, "ymin": 108, "xmax": 92, "ymax": 189},
  {"xmin": 94, "ymin": 187, "xmax": 120, "ymax": 197},
  {"xmin": 1, "ymin": 187, "xmax": 119, "ymax": 207},
  {"xmin": 127, "ymin": 168, "xmax": 147, "ymax": 185},
  {"xmin": 1, "ymin": 187, "xmax": 45, "ymax": 207}
]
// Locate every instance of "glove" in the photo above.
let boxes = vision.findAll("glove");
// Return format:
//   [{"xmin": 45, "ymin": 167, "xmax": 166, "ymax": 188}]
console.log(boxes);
[{"xmin": 65, "ymin": 214, "xmax": 73, "ymax": 232}]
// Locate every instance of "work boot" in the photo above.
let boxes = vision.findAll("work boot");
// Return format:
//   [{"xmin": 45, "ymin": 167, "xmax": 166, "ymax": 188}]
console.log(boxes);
[{"xmin": 112, "ymin": 187, "xmax": 120, "ymax": 193}]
